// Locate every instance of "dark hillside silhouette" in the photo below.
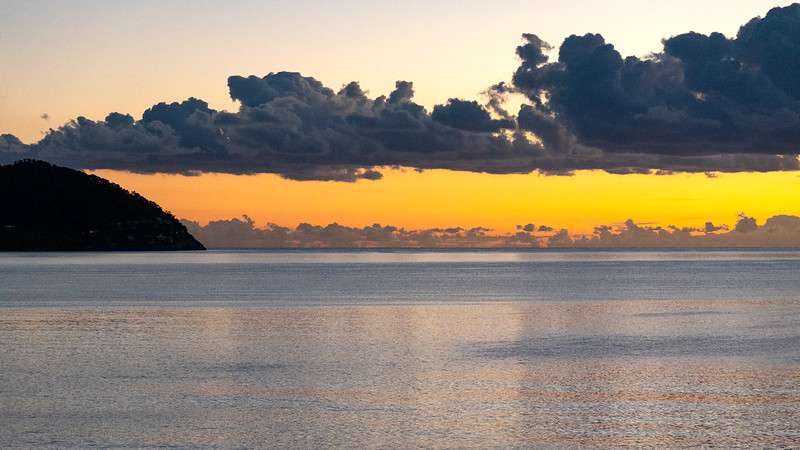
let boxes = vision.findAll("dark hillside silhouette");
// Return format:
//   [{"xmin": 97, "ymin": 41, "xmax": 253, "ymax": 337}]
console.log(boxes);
[{"xmin": 0, "ymin": 160, "xmax": 205, "ymax": 250}]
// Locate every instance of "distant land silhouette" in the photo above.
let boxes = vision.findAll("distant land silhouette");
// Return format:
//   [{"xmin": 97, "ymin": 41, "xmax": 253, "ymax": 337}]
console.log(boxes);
[{"xmin": 0, "ymin": 160, "xmax": 205, "ymax": 251}]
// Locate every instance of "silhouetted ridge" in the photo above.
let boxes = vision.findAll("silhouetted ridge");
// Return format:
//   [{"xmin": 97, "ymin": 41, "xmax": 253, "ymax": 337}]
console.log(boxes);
[{"xmin": 0, "ymin": 160, "xmax": 205, "ymax": 250}]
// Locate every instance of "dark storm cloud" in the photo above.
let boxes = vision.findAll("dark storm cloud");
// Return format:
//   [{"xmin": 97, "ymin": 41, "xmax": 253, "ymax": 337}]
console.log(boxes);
[
  {"xmin": 0, "ymin": 134, "xmax": 26, "ymax": 152},
  {"xmin": 512, "ymin": 4, "xmax": 800, "ymax": 163},
  {"xmin": 9, "ymin": 71, "xmax": 555, "ymax": 179},
  {"xmin": 218, "ymin": 73, "xmax": 545, "ymax": 178},
  {"xmin": 431, "ymin": 99, "xmax": 515, "ymax": 132},
  {"xmin": 2, "ymin": 4, "xmax": 799, "ymax": 179}
]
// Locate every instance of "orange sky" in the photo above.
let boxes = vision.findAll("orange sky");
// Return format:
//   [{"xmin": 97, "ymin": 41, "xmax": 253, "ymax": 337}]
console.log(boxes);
[
  {"xmin": 92, "ymin": 168, "xmax": 800, "ymax": 235},
  {"xmin": 7, "ymin": 2, "xmax": 799, "ymax": 242},
  {"xmin": 4, "ymin": 2, "xmax": 791, "ymax": 145}
]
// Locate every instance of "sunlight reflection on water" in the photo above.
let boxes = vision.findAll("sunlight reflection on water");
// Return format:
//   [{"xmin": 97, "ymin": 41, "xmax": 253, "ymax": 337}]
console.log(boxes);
[
  {"xmin": 3, "ymin": 248, "xmax": 800, "ymax": 266},
  {"xmin": 1, "ymin": 251, "xmax": 799, "ymax": 447}
]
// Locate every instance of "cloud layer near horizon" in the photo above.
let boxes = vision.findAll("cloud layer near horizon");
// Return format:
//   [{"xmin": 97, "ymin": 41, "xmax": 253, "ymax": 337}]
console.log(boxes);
[
  {"xmin": 2, "ymin": 4, "xmax": 800, "ymax": 180},
  {"xmin": 182, "ymin": 214, "xmax": 800, "ymax": 249}
]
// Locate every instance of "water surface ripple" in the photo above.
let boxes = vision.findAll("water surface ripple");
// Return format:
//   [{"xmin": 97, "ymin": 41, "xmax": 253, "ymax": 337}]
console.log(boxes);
[{"xmin": 1, "ymin": 250, "xmax": 798, "ymax": 447}]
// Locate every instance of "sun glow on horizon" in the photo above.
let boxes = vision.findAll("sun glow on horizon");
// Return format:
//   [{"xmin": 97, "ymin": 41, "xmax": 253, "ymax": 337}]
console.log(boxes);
[{"xmin": 90, "ymin": 168, "xmax": 800, "ymax": 236}]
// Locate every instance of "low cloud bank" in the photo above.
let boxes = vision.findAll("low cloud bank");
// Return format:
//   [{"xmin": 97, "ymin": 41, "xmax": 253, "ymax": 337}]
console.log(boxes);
[
  {"xmin": 182, "ymin": 214, "xmax": 800, "ymax": 249},
  {"xmin": 182, "ymin": 216, "xmax": 510, "ymax": 248},
  {"xmin": 3, "ymin": 4, "xmax": 800, "ymax": 179}
]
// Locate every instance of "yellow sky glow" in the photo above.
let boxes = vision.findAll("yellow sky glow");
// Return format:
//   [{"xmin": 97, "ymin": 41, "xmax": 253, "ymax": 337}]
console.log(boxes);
[{"xmin": 90, "ymin": 168, "xmax": 800, "ymax": 235}]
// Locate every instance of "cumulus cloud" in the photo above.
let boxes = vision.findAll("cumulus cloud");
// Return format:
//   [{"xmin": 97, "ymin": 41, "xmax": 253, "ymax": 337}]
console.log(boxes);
[
  {"xmin": 182, "ymin": 216, "xmax": 517, "ymax": 248},
  {"xmin": 4, "ymin": 73, "xmax": 545, "ymax": 180},
  {"xmin": 704, "ymin": 222, "xmax": 727, "ymax": 233},
  {"xmin": 566, "ymin": 214, "xmax": 800, "ymax": 248},
  {"xmin": 512, "ymin": 4, "xmax": 800, "ymax": 169},
  {"xmin": 2, "ymin": 4, "xmax": 799, "ymax": 180},
  {"xmin": 734, "ymin": 214, "xmax": 759, "ymax": 233},
  {"xmin": 0, "ymin": 134, "xmax": 26, "ymax": 153},
  {"xmin": 183, "ymin": 214, "xmax": 800, "ymax": 249},
  {"xmin": 432, "ymin": 99, "xmax": 515, "ymax": 132}
]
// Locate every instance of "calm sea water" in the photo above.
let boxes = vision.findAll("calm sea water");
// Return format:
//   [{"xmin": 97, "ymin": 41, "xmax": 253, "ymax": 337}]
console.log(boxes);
[{"xmin": 1, "ymin": 249, "xmax": 799, "ymax": 448}]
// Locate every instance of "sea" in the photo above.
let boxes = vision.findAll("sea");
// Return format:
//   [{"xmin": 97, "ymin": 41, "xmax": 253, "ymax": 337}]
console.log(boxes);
[{"xmin": 1, "ymin": 249, "xmax": 798, "ymax": 448}]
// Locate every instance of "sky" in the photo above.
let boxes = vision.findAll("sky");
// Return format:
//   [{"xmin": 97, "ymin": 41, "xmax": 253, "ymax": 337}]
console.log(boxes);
[{"xmin": 2, "ymin": 1, "xmax": 800, "ymax": 246}]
